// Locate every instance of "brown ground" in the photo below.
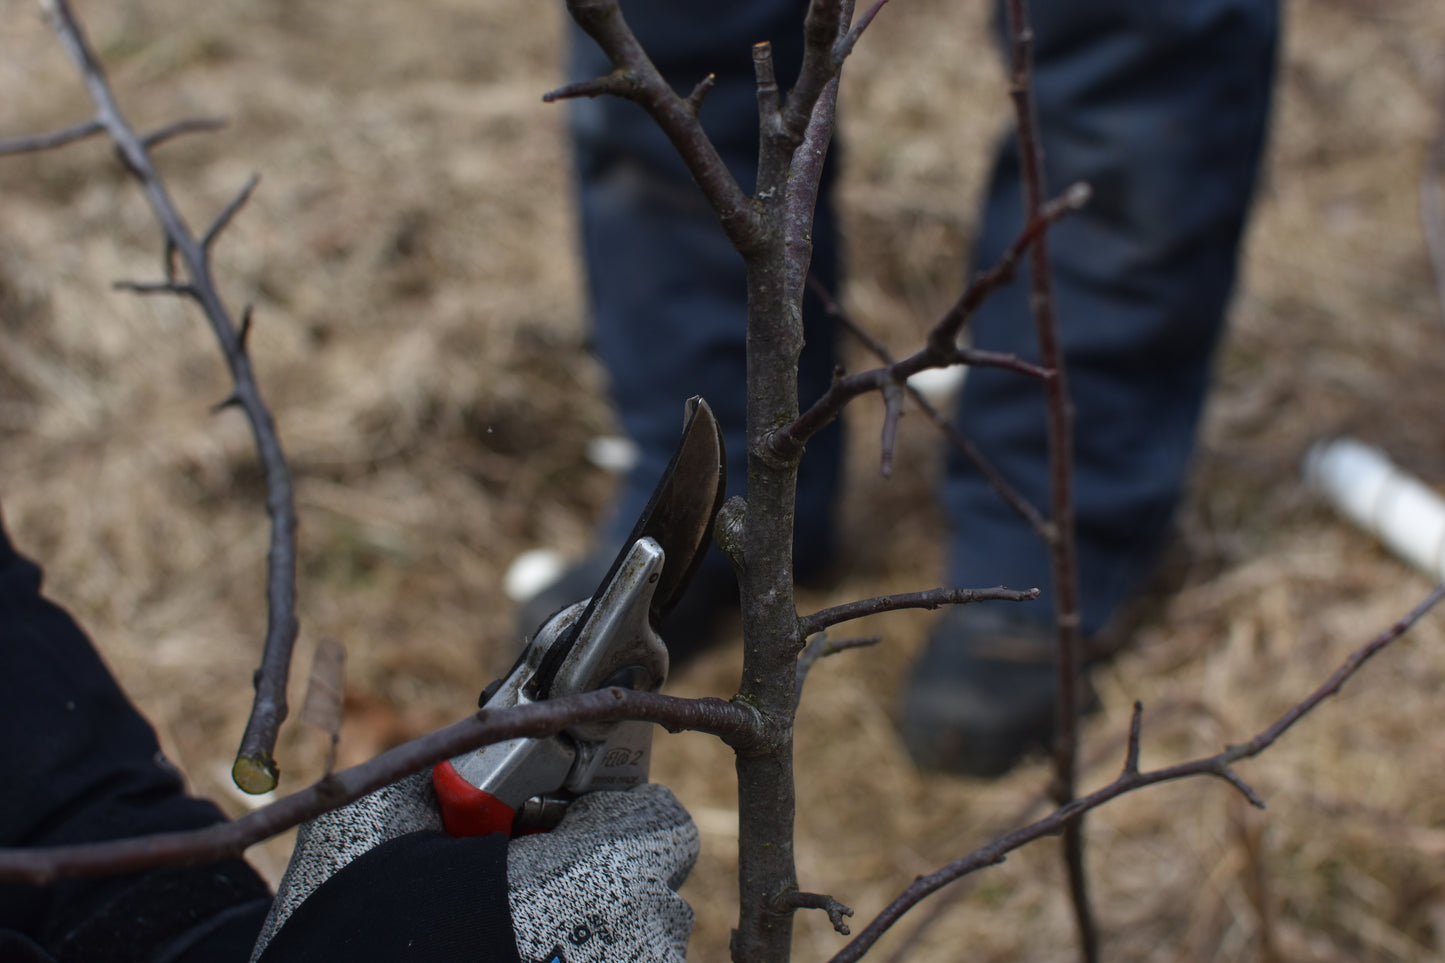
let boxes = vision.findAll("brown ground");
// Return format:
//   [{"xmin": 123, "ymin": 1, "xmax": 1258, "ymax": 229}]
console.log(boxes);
[{"xmin": 4, "ymin": 1, "xmax": 1445, "ymax": 960}]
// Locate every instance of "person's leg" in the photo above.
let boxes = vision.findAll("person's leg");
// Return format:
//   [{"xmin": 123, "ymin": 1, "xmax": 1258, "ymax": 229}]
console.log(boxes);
[
  {"xmin": 904, "ymin": 0, "xmax": 1280, "ymax": 774},
  {"xmin": 532, "ymin": 1, "xmax": 841, "ymax": 657}
]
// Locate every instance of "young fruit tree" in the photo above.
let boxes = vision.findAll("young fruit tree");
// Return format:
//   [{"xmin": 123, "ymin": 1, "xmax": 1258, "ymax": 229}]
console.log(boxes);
[{"xmin": 2, "ymin": 0, "xmax": 1443, "ymax": 961}]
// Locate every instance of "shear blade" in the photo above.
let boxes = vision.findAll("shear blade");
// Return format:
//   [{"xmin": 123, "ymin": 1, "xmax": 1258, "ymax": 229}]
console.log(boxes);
[{"xmin": 529, "ymin": 396, "xmax": 726, "ymax": 699}]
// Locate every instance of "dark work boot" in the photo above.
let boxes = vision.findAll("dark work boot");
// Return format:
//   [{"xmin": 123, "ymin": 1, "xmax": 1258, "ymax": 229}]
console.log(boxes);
[{"xmin": 899, "ymin": 606, "xmax": 1096, "ymax": 778}]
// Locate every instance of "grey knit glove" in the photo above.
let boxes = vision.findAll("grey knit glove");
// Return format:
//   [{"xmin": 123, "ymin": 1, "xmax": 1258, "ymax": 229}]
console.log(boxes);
[
  {"xmin": 507, "ymin": 785, "xmax": 699, "ymax": 963},
  {"xmin": 249, "ymin": 771, "xmax": 444, "ymax": 960},
  {"xmin": 250, "ymin": 775, "xmax": 698, "ymax": 962}
]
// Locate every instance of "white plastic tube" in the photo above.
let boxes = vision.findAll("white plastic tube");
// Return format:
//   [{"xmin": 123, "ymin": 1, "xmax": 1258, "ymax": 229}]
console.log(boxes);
[{"xmin": 1303, "ymin": 436, "xmax": 1445, "ymax": 581}]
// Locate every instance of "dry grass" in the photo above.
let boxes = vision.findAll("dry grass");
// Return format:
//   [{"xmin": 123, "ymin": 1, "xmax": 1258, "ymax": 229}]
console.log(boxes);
[{"xmin": 4, "ymin": 0, "xmax": 1445, "ymax": 959}]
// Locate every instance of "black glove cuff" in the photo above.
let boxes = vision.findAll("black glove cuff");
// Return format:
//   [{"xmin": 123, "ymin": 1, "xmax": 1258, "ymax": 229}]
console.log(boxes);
[
  {"xmin": 51, "ymin": 861, "xmax": 270, "ymax": 963},
  {"xmin": 257, "ymin": 830, "xmax": 522, "ymax": 963}
]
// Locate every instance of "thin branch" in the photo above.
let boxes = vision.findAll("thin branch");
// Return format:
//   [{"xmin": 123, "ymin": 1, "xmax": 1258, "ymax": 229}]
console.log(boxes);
[
  {"xmin": 768, "ymin": 183, "xmax": 1086, "ymax": 463},
  {"xmin": 1061, "ymin": 827, "xmax": 1096, "ymax": 961},
  {"xmin": 685, "ymin": 72, "xmax": 716, "ymax": 116},
  {"xmin": 113, "ymin": 279, "xmax": 194, "ymax": 296},
  {"xmin": 776, "ymin": 890, "xmax": 855, "ymax": 936},
  {"xmin": 1232, "ymin": 584, "xmax": 1445, "ymax": 754},
  {"xmin": 0, "ymin": 117, "xmax": 102, "ymax": 154},
  {"xmin": 808, "ymin": 276, "xmax": 1053, "ymax": 539},
  {"xmin": 879, "ymin": 379, "xmax": 904, "ymax": 478},
  {"xmin": 540, "ymin": 71, "xmax": 631, "ymax": 103},
  {"xmin": 201, "ymin": 173, "xmax": 260, "ymax": 250},
  {"xmin": 928, "ymin": 181, "xmax": 1089, "ymax": 356},
  {"xmin": 754, "ymin": 42, "xmax": 781, "ymax": 131},
  {"xmin": 140, "ymin": 115, "xmax": 227, "ymax": 148},
  {"xmin": 884, "ymin": 703, "xmax": 1209, "ymax": 960},
  {"xmin": 958, "ymin": 348, "xmax": 1051, "ymax": 379},
  {"xmin": 829, "ymin": 582, "xmax": 1445, "ymax": 962},
  {"xmin": 784, "ymin": 73, "xmax": 838, "ymax": 304},
  {"xmin": 0, "ymin": 687, "xmax": 764, "ymax": 886},
  {"xmin": 0, "ymin": 111, "xmax": 225, "ymax": 158},
  {"xmin": 799, "ymin": 586, "xmax": 1039, "ymax": 638},
  {"xmin": 561, "ymin": 0, "xmax": 764, "ymax": 252},
  {"xmin": 1123, "ymin": 701, "xmax": 1143, "ymax": 775},
  {"xmin": 833, "ymin": 0, "xmax": 891, "ymax": 65},
  {"xmin": 1002, "ymin": 0, "xmax": 1094, "ymax": 956},
  {"xmin": 777, "ymin": 0, "xmax": 844, "ymax": 147},
  {"xmin": 237, "ymin": 304, "xmax": 254, "ymax": 352},
  {"xmin": 768, "ymin": 346, "xmax": 1050, "ymax": 461},
  {"xmin": 794, "ymin": 634, "xmax": 881, "ymax": 707},
  {"xmin": 36, "ymin": 0, "xmax": 300, "ymax": 794},
  {"xmin": 1218, "ymin": 768, "xmax": 1267, "ymax": 810}
]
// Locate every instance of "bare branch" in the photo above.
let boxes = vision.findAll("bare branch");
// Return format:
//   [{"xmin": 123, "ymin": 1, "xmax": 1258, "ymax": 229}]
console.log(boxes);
[
  {"xmin": 202, "ymin": 173, "xmax": 260, "ymax": 251},
  {"xmin": 540, "ymin": 71, "xmax": 631, "ymax": 103},
  {"xmin": 1123, "ymin": 701, "xmax": 1143, "ymax": 775},
  {"xmin": 0, "ymin": 117, "xmax": 102, "ymax": 155},
  {"xmin": 829, "ymin": 582, "xmax": 1445, "ymax": 962},
  {"xmin": 799, "ymin": 586, "xmax": 1039, "ymax": 638},
  {"xmin": 778, "ymin": 0, "xmax": 844, "ymax": 145},
  {"xmin": 808, "ymin": 275, "xmax": 1053, "ymax": 539},
  {"xmin": 783, "ymin": 70, "xmax": 840, "ymax": 348},
  {"xmin": 767, "ymin": 184, "xmax": 1085, "ymax": 464},
  {"xmin": 561, "ymin": 0, "xmax": 764, "ymax": 252},
  {"xmin": 785, "ymin": 73, "xmax": 837, "ymax": 258},
  {"xmin": 768, "ymin": 346, "xmax": 1049, "ymax": 463},
  {"xmin": 685, "ymin": 72, "xmax": 716, "ymax": 116},
  {"xmin": 113, "ymin": 279, "xmax": 194, "ymax": 296},
  {"xmin": 1230, "ymin": 583, "xmax": 1445, "ymax": 754},
  {"xmin": 776, "ymin": 890, "xmax": 854, "ymax": 936},
  {"xmin": 754, "ymin": 42, "xmax": 780, "ymax": 130},
  {"xmin": 879, "ymin": 379, "xmax": 904, "ymax": 478},
  {"xmin": 833, "ymin": 0, "xmax": 890, "ymax": 65},
  {"xmin": 719, "ymin": 2, "xmax": 857, "ymax": 953},
  {"xmin": 237, "ymin": 303, "xmax": 254, "ymax": 352},
  {"xmin": 139, "ymin": 115, "xmax": 227, "ymax": 148},
  {"xmin": 0, "ymin": 687, "xmax": 764, "ymax": 886},
  {"xmin": 927, "ymin": 180, "xmax": 1089, "ymax": 355},
  {"xmin": 958, "ymin": 349, "xmax": 1051, "ymax": 379},
  {"xmin": 1216, "ymin": 766, "xmax": 1266, "ymax": 810},
  {"xmin": 35, "ymin": 0, "xmax": 300, "ymax": 794},
  {"xmin": 794, "ymin": 634, "xmax": 881, "ymax": 707},
  {"xmin": 1001, "ymin": 0, "xmax": 1095, "ymax": 954}
]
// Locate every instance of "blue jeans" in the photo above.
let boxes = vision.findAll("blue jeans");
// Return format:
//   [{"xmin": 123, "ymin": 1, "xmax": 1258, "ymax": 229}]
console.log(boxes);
[{"xmin": 569, "ymin": 0, "xmax": 1278, "ymax": 636}]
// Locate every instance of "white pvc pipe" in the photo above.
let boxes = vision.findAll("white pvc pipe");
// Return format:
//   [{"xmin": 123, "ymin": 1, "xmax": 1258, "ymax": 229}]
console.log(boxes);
[{"xmin": 1303, "ymin": 436, "xmax": 1445, "ymax": 581}]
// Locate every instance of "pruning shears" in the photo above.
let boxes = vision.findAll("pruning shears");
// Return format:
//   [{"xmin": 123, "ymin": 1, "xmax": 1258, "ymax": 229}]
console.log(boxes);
[{"xmin": 432, "ymin": 397, "xmax": 726, "ymax": 837}]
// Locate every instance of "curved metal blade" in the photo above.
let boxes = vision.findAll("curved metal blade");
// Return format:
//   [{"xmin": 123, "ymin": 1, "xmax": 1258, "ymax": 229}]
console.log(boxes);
[
  {"xmin": 628, "ymin": 396, "xmax": 727, "ymax": 622},
  {"xmin": 529, "ymin": 396, "xmax": 726, "ymax": 699}
]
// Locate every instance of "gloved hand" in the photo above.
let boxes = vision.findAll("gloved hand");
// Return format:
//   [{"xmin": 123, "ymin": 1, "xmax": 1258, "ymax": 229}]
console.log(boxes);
[
  {"xmin": 507, "ymin": 786, "xmax": 698, "ymax": 962},
  {"xmin": 251, "ymin": 773, "xmax": 698, "ymax": 963}
]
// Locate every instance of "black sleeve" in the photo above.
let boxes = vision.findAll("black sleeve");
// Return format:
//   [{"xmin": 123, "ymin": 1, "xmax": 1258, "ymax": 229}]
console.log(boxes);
[
  {"xmin": 257, "ymin": 830, "xmax": 523, "ymax": 963},
  {"xmin": 0, "ymin": 520, "xmax": 272, "ymax": 963}
]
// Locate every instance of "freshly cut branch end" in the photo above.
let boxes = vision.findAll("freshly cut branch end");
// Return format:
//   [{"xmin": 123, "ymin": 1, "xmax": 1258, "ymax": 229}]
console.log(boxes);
[{"xmin": 232, "ymin": 753, "xmax": 279, "ymax": 795}]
